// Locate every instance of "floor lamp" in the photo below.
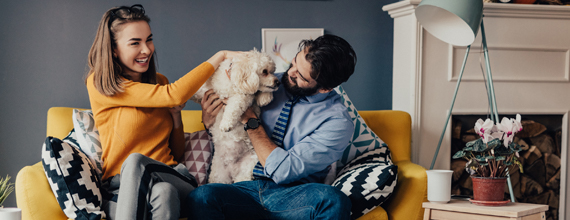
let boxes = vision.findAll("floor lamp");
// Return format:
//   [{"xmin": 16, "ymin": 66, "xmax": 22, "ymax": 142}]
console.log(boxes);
[{"xmin": 415, "ymin": 0, "xmax": 515, "ymax": 202}]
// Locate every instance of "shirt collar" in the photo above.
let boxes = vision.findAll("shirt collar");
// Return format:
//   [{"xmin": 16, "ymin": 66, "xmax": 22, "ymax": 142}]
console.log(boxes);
[
  {"xmin": 285, "ymin": 90, "xmax": 330, "ymax": 104},
  {"xmin": 305, "ymin": 92, "xmax": 330, "ymax": 103}
]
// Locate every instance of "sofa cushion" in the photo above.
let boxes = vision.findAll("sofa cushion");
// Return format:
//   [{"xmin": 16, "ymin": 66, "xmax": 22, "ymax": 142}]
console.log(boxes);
[
  {"xmin": 41, "ymin": 130, "xmax": 105, "ymax": 220},
  {"xmin": 333, "ymin": 147, "xmax": 398, "ymax": 219},
  {"xmin": 72, "ymin": 109, "xmax": 103, "ymax": 177},
  {"xmin": 333, "ymin": 86, "xmax": 392, "ymax": 169},
  {"xmin": 71, "ymin": 109, "xmax": 214, "ymax": 186},
  {"xmin": 183, "ymin": 130, "xmax": 213, "ymax": 186}
]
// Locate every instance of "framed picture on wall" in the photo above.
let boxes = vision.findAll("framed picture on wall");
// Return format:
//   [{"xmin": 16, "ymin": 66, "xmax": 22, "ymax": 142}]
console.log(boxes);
[{"xmin": 262, "ymin": 28, "xmax": 324, "ymax": 73}]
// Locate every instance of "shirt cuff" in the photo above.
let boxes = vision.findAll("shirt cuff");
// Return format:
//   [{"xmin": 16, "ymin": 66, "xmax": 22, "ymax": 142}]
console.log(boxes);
[{"xmin": 263, "ymin": 147, "xmax": 289, "ymax": 177}]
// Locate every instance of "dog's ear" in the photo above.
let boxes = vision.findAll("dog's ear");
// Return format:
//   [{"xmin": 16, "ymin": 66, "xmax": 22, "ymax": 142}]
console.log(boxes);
[
  {"xmin": 231, "ymin": 57, "xmax": 259, "ymax": 94},
  {"xmin": 255, "ymin": 92, "xmax": 273, "ymax": 107}
]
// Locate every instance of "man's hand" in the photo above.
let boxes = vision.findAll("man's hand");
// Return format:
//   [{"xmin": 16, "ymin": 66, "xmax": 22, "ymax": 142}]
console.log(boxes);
[
  {"xmin": 240, "ymin": 106, "xmax": 258, "ymax": 124},
  {"xmin": 201, "ymin": 89, "xmax": 225, "ymax": 129}
]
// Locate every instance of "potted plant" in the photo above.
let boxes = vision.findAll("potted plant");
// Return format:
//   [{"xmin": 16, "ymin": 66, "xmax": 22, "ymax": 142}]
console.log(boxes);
[
  {"xmin": 0, "ymin": 175, "xmax": 21, "ymax": 220},
  {"xmin": 0, "ymin": 175, "xmax": 14, "ymax": 208},
  {"xmin": 452, "ymin": 114, "xmax": 523, "ymax": 205}
]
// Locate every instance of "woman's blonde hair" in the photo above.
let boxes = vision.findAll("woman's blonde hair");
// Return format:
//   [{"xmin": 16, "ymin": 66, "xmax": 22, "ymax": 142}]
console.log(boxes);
[{"xmin": 87, "ymin": 4, "xmax": 157, "ymax": 96}]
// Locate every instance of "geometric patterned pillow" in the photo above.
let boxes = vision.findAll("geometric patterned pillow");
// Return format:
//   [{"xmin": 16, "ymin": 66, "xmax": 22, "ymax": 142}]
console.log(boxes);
[
  {"xmin": 72, "ymin": 109, "xmax": 103, "ymax": 178},
  {"xmin": 333, "ymin": 147, "xmax": 398, "ymax": 219},
  {"xmin": 41, "ymin": 131, "xmax": 105, "ymax": 220},
  {"xmin": 183, "ymin": 130, "xmax": 213, "ymax": 186},
  {"xmin": 333, "ymin": 86, "xmax": 391, "ymax": 169}
]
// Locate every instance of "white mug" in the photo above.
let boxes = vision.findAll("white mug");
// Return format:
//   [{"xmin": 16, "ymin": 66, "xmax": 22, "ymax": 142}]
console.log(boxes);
[
  {"xmin": 0, "ymin": 207, "xmax": 22, "ymax": 220},
  {"xmin": 426, "ymin": 170, "xmax": 453, "ymax": 203}
]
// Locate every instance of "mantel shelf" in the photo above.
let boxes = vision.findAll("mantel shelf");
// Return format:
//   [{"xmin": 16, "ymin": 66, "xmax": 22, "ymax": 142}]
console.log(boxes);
[{"xmin": 383, "ymin": 1, "xmax": 570, "ymax": 19}]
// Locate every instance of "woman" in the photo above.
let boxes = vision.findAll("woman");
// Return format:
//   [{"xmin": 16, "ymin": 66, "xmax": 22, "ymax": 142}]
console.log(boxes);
[{"xmin": 86, "ymin": 4, "xmax": 235, "ymax": 220}]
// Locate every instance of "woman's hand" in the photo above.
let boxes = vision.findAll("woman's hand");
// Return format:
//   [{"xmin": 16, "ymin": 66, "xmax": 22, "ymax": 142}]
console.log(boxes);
[
  {"xmin": 201, "ymin": 89, "xmax": 226, "ymax": 129},
  {"xmin": 169, "ymin": 102, "xmax": 186, "ymax": 129},
  {"xmin": 169, "ymin": 102, "xmax": 186, "ymax": 115},
  {"xmin": 206, "ymin": 50, "xmax": 245, "ymax": 69},
  {"xmin": 223, "ymin": 51, "xmax": 245, "ymax": 60}
]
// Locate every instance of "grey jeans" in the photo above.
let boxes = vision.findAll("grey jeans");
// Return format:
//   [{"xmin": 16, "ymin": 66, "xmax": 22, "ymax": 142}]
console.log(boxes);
[{"xmin": 102, "ymin": 153, "xmax": 197, "ymax": 220}]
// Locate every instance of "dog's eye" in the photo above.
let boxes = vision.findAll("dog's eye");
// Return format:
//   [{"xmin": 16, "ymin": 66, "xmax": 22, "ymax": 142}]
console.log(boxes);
[{"xmin": 262, "ymin": 69, "xmax": 268, "ymax": 76}]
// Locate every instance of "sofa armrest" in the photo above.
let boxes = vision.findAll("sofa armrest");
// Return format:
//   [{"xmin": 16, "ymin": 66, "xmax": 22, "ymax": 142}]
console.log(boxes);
[
  {"xmin": 384, "ymin": 161, "xmax": 427, "ymax": 220},
  {"xmin": 16, "ymin": 162, "xmax": 68, "ymax": 220},
  {"xmin": 356, "ymin": 205, "xmax": 388, "ymax": 220}
]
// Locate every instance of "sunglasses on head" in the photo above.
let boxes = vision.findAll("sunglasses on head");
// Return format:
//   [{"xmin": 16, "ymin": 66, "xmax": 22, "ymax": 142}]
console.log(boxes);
[{"xmin": 110, "ymin": 4, "xmax": 145, "ymax": 19}]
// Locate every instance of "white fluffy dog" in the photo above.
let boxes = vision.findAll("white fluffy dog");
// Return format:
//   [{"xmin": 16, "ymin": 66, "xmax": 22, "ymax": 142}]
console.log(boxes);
[{"xmin": 191, "ymin": 49, "xmax": 279, "ymax": 184}]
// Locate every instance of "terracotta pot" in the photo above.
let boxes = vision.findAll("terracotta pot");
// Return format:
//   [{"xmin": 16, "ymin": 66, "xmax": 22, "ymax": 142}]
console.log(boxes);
[
  {"xmin": 471, "ymin": 176, "xmax": 507, "ymax": 201},
  {"xmin": 513, "ymin": 0, "xmax": 537, "ymax": 3}
]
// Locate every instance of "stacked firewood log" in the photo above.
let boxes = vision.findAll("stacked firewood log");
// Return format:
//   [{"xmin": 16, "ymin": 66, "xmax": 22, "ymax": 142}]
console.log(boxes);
[{"xmin": 451, "ymin": 117, "xmax": 562, "ymax": 220}]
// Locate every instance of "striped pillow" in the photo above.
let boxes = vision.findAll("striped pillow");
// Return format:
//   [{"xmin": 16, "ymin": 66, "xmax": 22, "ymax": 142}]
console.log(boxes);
[
  {"xmin": 332, "ymin": 147, "xmax": 398, "ymax": 219},
  {"xmin": 41, "ymin": 130, "xmax": 106, "ymax": 220}
]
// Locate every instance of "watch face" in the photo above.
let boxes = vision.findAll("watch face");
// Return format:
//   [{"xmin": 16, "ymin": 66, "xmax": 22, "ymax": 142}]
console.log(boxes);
[
  {"xmin": 248, "ymin": 118, "xmax": 259, "ymax": 128},
  {"xmin": 245, "ymin": 118, "xmax": 260, "ymax": 130}
]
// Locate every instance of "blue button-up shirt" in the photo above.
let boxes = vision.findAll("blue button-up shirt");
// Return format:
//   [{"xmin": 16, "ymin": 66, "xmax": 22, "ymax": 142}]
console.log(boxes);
[{"xmin": 260, "ymin": 73, "xmax": 354, "ymax": 184}]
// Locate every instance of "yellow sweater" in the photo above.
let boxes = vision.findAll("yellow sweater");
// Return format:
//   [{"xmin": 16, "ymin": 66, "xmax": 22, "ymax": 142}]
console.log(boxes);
[{"xmin": 86, "ymin": 62, "xmax": 215, "ymax": 181}]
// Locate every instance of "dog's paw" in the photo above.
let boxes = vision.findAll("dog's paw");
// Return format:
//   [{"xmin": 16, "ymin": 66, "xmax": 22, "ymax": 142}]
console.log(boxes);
[{"xmin": 220, "ymin": 122, "xmax": 233, "ymax": 132}]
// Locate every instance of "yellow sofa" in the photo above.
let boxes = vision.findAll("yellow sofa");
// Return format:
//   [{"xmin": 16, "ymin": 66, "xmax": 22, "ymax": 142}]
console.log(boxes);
[{"xmin": 16, "ymin": 107, "xmax": 427, "ymax": 220}]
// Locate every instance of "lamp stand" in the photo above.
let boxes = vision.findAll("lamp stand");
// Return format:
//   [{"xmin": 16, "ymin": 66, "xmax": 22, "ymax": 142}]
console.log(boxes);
[{"xmin": 429, "ymin": 20, "xmax": 516, "ymax": 203}]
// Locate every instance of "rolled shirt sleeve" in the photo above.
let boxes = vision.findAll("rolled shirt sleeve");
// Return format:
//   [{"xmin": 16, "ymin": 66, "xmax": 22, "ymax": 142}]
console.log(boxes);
[
  {"xmin": 263, "ymin": 110, "xmax": 354, "ymax": 184},
  {"xmin": 259, "ymin": 72, "xmax": 354, "ymax": 184}
]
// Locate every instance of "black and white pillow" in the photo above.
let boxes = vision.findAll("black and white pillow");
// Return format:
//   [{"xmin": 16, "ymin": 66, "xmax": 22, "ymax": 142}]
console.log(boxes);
[
  {"xmin": 332, "ymin": 147, "xmax": 398, "ymax": 219},
  {"xmin": 41, "ymin": 130, "xmax": 106, "ymax": 220}
]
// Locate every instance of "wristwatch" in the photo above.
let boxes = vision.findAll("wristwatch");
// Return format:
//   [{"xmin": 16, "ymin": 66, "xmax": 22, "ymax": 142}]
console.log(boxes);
[{"xmin": 244, "ymin": 118, "xmax": 261, "ymax": 131}]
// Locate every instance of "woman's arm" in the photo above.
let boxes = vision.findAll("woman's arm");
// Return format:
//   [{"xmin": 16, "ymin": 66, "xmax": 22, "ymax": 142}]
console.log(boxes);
[
  {"xmin": 170, "ymin": 102, "xmax": 186, "ymax": 130},
  {"xmin": 169, "ymin": 102, "xmax": 186, "ymax": 163},
  {"xmin": 88, "ymin": 51, "xmax": 243, "ymax": 109}
]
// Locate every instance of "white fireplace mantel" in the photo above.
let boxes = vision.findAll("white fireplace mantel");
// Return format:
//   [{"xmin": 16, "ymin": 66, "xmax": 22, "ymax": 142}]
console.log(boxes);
[{"xmin": 383, "ymin": 1, "xmax": 570, "ymax": 218}]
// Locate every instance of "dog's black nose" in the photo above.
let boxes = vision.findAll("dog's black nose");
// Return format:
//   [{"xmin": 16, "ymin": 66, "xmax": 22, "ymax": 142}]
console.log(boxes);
[{"xmin": 274, "ymin": 79, "xmax": 280, "ymax": 87}]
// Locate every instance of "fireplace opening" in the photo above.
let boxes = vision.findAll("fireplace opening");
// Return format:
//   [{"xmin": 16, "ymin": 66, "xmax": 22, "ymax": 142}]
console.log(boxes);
[{"xmin": 451, "ymin": 114, "xmax": 563, "ymax": 220}]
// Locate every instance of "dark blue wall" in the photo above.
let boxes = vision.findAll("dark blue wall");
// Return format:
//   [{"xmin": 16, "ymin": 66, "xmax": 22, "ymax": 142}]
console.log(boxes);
[{"xmin": 0, "ymin": 0, "xmax": 398, "ymax": 207}]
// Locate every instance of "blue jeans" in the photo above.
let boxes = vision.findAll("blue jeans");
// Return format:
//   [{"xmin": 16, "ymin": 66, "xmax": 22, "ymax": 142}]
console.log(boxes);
[{"xmin": 186, "ymin": 179, "xmax": 351, "ymax": 220}]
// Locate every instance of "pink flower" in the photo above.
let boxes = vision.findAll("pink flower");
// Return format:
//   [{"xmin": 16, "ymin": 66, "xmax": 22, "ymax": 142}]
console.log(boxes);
[
  {"xmin": 474, "ymin": 118, "xmax": 501, "ymax": 143},
  {"xmin": 496, "ymin": 114, "xmax": 522, "ymax": 147},
  {"xmin": 474, "ymin": 118, "xmax": 493, "ymax": 137}
]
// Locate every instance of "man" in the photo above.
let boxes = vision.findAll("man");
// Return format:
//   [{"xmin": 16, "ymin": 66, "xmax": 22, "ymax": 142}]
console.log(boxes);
[{"xmin": 188, "ymin": 34, "xmax": 357, "ymax": 219}]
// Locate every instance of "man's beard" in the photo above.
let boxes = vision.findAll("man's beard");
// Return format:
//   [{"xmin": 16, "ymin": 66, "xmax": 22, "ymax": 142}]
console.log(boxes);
[{"xmin": 281, "ymin": 67, "xmax": 320, "ymax": 97}]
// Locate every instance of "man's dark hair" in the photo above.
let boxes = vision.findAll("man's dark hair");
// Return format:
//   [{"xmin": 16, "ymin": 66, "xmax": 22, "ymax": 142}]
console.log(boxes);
[{"xmin": 299, "ymin": 34, "xmax": 357, "ymax": 90}]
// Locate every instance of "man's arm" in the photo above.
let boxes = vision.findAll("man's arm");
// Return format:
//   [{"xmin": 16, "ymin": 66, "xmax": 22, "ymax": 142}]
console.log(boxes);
[
  {"xmin": 242, "ymin": 106, "xmax": 353, "ymax": 184},
  {"xmin": 201, "ymin": 91, "xmax": 278, "ymax": 166},
  {"xmin": 240, "ymin": 107, "xmax": 277, "ymax": 166}
]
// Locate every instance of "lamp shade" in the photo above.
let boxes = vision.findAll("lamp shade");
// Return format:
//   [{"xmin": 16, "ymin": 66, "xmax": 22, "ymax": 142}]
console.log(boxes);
[{"xmin": 415, "ymin": 0, "xmax": 483, "ymax": 46}]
